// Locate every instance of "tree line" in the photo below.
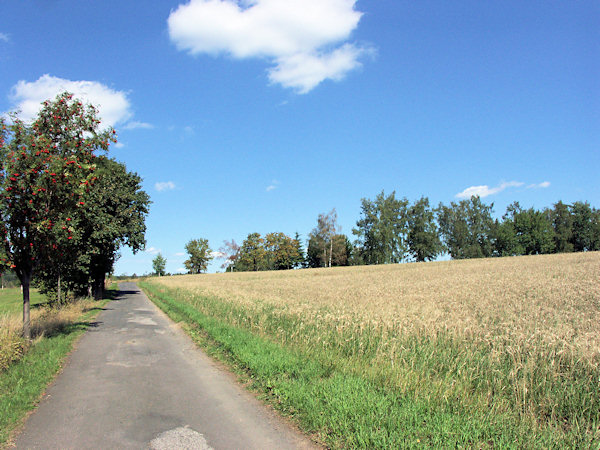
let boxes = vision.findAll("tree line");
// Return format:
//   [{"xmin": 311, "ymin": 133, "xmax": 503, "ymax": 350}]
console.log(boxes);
[
  {"xmin": 159, "ymin": 191, "xmax": 598, "ymax": 275},
  {"xmin": 0, "ymin": 93, "xmax": 150, "ymax": 338}
]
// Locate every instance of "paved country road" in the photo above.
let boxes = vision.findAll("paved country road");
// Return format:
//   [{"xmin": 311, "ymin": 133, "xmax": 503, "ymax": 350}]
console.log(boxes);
[{"xmin": 14, "ymin": 282, "xmax": 318, "ymax": 449}]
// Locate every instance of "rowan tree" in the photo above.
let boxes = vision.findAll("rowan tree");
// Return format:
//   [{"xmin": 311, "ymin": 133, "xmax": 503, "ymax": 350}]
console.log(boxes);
[
  {"xmin": 0, "ymin": 92, "xmax": 114, "ymax": 338},
  {"xmin": 34, "ymin": 156, "xmax": 149, "ymax": 300}
]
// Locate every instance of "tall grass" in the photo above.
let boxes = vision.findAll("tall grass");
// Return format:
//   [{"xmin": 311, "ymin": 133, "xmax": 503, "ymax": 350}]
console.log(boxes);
[{"xmin": 143, "ymin": 252, "xmax": 600, "ymax": 447}]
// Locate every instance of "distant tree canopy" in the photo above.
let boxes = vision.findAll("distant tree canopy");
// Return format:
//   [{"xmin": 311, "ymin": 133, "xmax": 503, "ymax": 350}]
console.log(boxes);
[
  {"xmin": 307, "ymin": 233, "xmax": 351, "ymax": 268},
  {"xmin": 494, "ymin": 202, "xmax": 554, "ymax": 256},
  {"xmin": 570, "ymin": 201, "xmax": 600, "ymax": 252},
  {"xmin": 353, "ymin": 191, "xmax": 409, "ymax": 265},
  {"xmin": 231, "ymin": 231, "xmax": 304, "ymax": 272},
  {"xmin": 152, "ymin": 253, "xmax": 167, "ymax": 276},
  {"xmin": 436, "ymin": 196, "xmax": 495, "ymax": 259},
  {"xmin": 407, "ymin": 197, "xmax": 442, "ymax": 262},
  {"xmin": 218, "ymin": 239, "xmax": 240, "ymax": 271},
  {"xmin": 184, "ymin": 238, "xmax": 212, "ymax": 274},
  {"xmin": 307, "ymin": 209, "xmax": 349, "ymax": 268},
  {"xmin": 210, "ymin": 196, "xmax": 600, "ymax": 276},
  {"xmin": 353, "ymin": 191, "xmax": 444, "ymax": 264},
  {"xmin": 437, "ymin": 198, "xmax": 600, "ymax": 259}
]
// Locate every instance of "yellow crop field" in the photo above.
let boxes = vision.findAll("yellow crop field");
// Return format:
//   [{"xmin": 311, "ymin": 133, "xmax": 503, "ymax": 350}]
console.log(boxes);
[
  {"xmin": 146, "ymin": 252, "xmax": 600, "ymax": 446},
  {"xmin": 154, "ymin": 252, "xmax": 599, "ymax": 361}
]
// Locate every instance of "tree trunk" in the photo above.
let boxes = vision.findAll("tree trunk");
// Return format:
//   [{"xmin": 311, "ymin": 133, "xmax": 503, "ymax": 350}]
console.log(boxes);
[
  {"xmin": 22, "ymin": 274, "xmax": 31, "ymax": 340},
  {"xmin": 329, "ymin": 238, "xmax": 333, "ymax": 268},
  {"xmin": 57, "ymin": 271, "xmax": 61, "ymax": 305},
  {"xmin": 93, "ymin": 273, "xmax": 105, "ymax": 300}
]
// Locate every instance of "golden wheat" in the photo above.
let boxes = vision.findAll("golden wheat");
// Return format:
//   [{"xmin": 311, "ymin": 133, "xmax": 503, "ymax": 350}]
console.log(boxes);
[{"xmin": 154, "ymin": 252, "xmax": 599, "ymax": 362}]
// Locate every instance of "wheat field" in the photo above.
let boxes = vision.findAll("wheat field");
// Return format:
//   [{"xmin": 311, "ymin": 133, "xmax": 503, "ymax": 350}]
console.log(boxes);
[
  {"xmin": 148, "ymin": 252, "xmax": 600, "ymax": 445},
  {"xmin": 154, "ymin": 252, "xmax": 599, "ymax": 360}
]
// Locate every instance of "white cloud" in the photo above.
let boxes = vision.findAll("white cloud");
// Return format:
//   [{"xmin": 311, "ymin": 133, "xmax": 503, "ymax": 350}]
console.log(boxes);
[
  {"xmin": 155, "ymin": 181, "xmax": 176, "ymax": 192},
  {"xmin": 0, "ymin": 33, "xmax": 9, "ymax": 42},
  {"xmin": 114, "ymin": 142, "xmax": 125, "ymax": 148},
  {"xmin": 211, "ymin": 251, "xmax": 226, "ymax": 259},
  {"xmin": 167, "ymin": 0, "xmax": 369, "ymax": 93},
  {"xmin": 144, "ymin": 247, "xmax": 161, "ymax": 255},
  {"xmin": 266, "ymin": 179, "xmax": 279, "ymax": 192},
  {"xmin": 269, "ymin": 43, "xmax": 365, "ymax": 94},
  {"xmin": 123, "ymin": 121, "xmax": 154, "ymax": 130},
  {"xmin": 176, "ymin": 267, "xmax": 187, "ymax": 273},
  {"xmin": 456, "ymin": 181, "xmax": 524, "ymax": 199},
  {"xmin": 8, "ymin": 74, "xmax": 133, "ymax": 128},
  {"xmin": 527, "ymin": 181, "xmax": 551, "ymax": 189}
]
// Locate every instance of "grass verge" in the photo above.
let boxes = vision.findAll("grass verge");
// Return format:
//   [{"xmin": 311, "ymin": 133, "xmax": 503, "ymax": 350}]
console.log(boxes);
[
  {"xmin": 139, "ymin": 280, "xmax": 598, "ymax": 448},
  {"xmin": 0, "ymin": 286, "xmax": 115, "ymax": 447}
]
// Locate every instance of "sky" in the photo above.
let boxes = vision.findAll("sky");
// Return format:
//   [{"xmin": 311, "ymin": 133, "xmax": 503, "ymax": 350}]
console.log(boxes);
[{"xmin": 1, "ymin": 0, "xmax": 598, "ymax": 275}]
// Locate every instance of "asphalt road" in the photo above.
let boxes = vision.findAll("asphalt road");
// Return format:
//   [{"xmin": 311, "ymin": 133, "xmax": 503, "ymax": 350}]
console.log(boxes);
[{"xmin": 14, "ymin": 282, "xmax": 317, "ymax": 449}]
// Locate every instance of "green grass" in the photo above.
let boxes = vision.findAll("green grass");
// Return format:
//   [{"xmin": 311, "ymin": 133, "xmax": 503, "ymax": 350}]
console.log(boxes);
[
  {"xmin": 140, "ymin": 281, "xmax": 597, "ymax": 448},
  {"xmin": 0, "ymin": 288, "xmax": 46, "ymax": 316},
  {"xmin": 0, "ymin": 286, "xmax": 114, "ymax": 448}
]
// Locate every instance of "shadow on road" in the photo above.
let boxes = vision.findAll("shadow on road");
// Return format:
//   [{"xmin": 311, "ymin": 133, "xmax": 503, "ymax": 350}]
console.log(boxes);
[
  {"xmin": 113, "ymin": 290, "xmax": 138, "ymax": 299},
  {"xmin": 31, "ymin": 319, "xmax": 104, "ymax": 340}
]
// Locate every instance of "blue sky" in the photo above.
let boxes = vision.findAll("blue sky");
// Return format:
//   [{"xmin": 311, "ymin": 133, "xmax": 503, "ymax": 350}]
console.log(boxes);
[{"xmin": 1, "ymin": 0, "xmax": 598, "ymax": 275}]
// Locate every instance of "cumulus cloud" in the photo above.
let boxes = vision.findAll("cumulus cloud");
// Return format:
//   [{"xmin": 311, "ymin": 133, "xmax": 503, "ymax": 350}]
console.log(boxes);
[
  {"xmin": 211, "ymin": 251, "xmax": 227, "ymax": 259},
  {"xmin": 155, "ymin": 181, "xmax": 176, "ymax": 192},
  {"xmin": 0, "ymin": 33, "xmax": 9, "ymax": 42},
  {"xmin": 144, "ymin": 247, "xmax": 161, "ymax": 255},
  {"xmin": 176, "ymin": 267, "xmax": 187, "ymax": 273},
  {"xmin": 456, "ymin": 181, "xmax": 524, "ymax": 199},
  {"xmin": 8, "ymin": 74, "xmax": 132, "ymax": 128},
  {"xmin": 167, "ymin": 0, "xmax": 369, "ymax": 93},
  {"xmin": 527, "ymin": 181, "xmax": 551, "ymax": 189}
]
